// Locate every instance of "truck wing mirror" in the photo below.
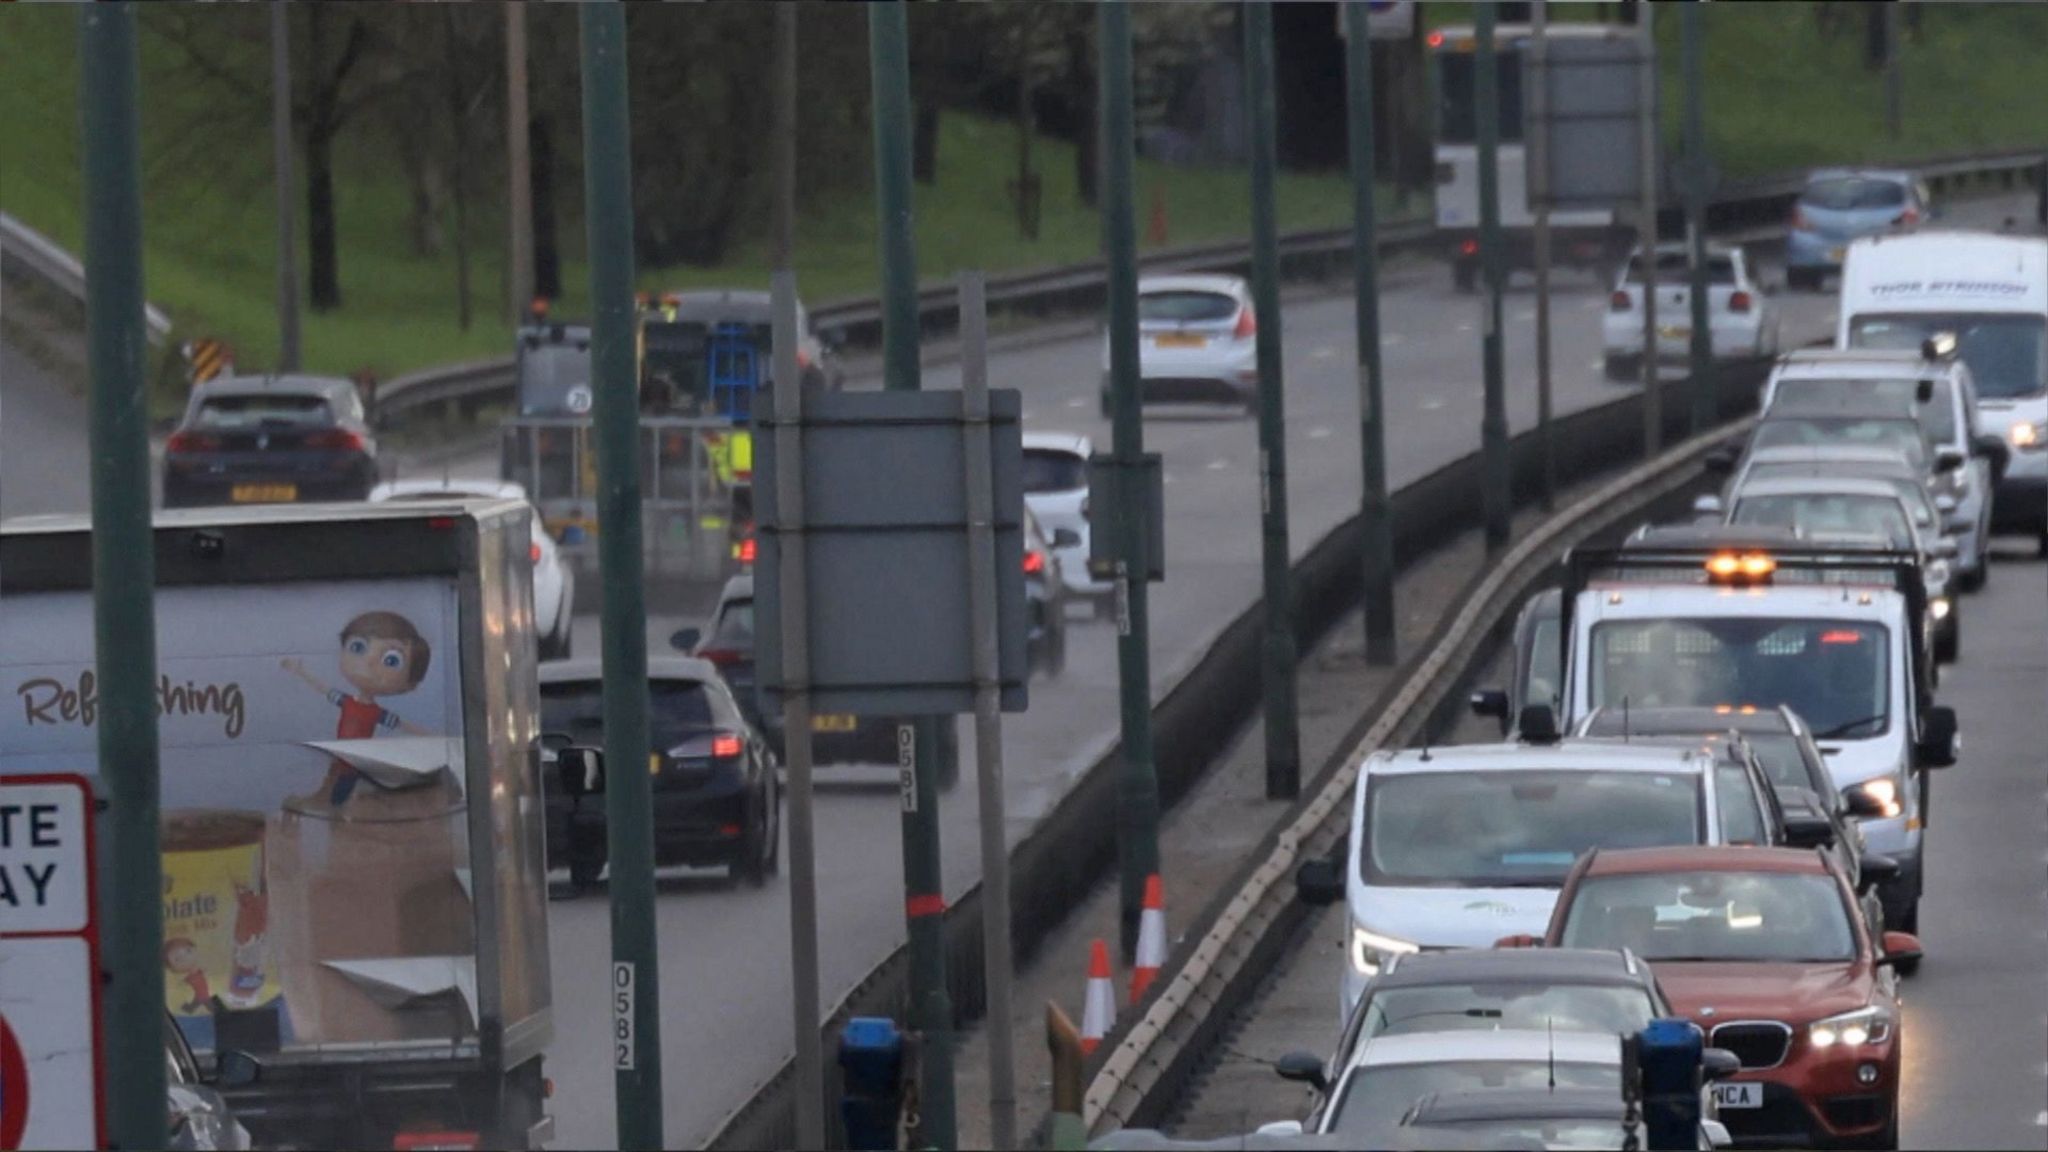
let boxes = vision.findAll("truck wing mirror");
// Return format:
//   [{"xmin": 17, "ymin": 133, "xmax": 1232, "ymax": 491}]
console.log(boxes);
[
  {"xmin": 1470, "ymin": 688, "xmax": 1511, "ymax": 736},
  {"xmin": 557, "ymin": 747, "xmax": 607, "ymax": 798}
]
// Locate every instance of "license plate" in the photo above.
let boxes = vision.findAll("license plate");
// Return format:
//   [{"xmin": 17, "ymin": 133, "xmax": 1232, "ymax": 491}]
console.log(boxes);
[
  {"xmin": 1713, "ymin": 1083, "xmax": 1762, "ymax": 1110},
  {"xmin": 812, "ymin": 714, "xmax": 857, "ymax": 733},
  {"xmin": 1152, "ymin": 332, "xmax": 1207, "ymax": 349},
  {"xmin": 230, "ymin": 483, "xmax": 297, "ymax": 503},
  {"xmin": 1658, "ymin": 325, "xmax": 1691, "ymax": 341}
]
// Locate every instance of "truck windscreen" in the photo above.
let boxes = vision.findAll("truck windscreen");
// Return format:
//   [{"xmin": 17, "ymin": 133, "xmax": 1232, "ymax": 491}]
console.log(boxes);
[
  {"xmin": 1589, "ymin": 618, "xmax": 1891, "ymax": 740},
  {"xmin": 1850, "ymin": 313, "xmax": 2048, "ymax": 400}
]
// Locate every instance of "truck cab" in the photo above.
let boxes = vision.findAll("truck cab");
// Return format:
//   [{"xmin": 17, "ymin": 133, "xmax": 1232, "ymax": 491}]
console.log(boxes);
[{"xmin": 1553, "ymin": 527, "xmax": 1958, "ymax": 935}]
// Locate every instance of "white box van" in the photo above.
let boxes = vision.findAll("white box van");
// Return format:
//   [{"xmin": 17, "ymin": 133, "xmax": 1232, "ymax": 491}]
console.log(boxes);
[{"xmin": 1837, "ymin": 230, "xmax": 2048, "ymax": 549}]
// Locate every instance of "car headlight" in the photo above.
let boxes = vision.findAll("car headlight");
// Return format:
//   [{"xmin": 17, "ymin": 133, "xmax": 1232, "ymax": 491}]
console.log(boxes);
[
  {"xmin": 1350, "ymin": 922, "xmax": 1420, "ymax": 976},
  {"xmin": 2012, "ymin": 421, "xmax": 2047, "ymax": 451},
  {"xmin": 1846, "ymin": 775, "xmax": 1904, "ymax": 820},
  {"xmin": 1809, "ymin": 1005, "xmax": 1893, "ymax": 1048},
  {"xmin": 1930, "ymin": 595, "xmax": 1952, "ymax": 621}
]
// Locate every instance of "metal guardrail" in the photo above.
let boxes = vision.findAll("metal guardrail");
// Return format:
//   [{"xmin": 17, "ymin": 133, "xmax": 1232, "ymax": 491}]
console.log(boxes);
[
  {"xmin": 0, "ymin": 211, "xmax": 172, "ymax": 344},
  {"xmin": 366, "ymin": 146, "xmax": 2044, "ymax": 429}
]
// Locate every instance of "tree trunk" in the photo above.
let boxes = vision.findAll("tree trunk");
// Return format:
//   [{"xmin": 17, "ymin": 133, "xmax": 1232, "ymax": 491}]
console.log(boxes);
[
  {"xmin": 444, "ymin": 10, "xmax": 472, "ymax": 332},
  {"xmin": 913, "ymin": 101, "xmax": 940, "ymax": 184},
  {"xmin": 531, "ymin": 112, "xmax": 562, "ymax": 301},
  {"xmin": 1864, "ymin": 5, "xmax": 1889, "ymax": 71},
  {"xmin": 306, "ymin": 125, "xmax": 342, "ymax": 310},
  {"xmin": 1072, "ymin": 24, "xmax": 1098, "ymax": 209},
  {"xmin": 401, "ymin": 141, "xmax": 443, "ymax": 259}
]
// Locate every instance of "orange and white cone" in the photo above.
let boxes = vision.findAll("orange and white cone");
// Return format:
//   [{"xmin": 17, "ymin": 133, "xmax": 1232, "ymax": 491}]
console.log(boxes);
[
  {"xmin": 1080, "ymin": 938, "xmax": 1117, "ymax": 1055},
  {"xmin": 1130, "ymin": 873, "xmax": 1168, "ymax": 1005}
]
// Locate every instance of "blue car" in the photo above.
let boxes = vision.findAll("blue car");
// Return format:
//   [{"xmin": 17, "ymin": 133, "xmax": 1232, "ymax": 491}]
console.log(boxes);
[{"xmin": 1785, "ymin": 169, "xmax": 1930, "ymax": 291}]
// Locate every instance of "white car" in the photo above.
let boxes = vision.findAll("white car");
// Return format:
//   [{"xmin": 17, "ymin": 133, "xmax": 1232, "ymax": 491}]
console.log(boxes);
[
  {"xmin": 1301, "ymin": 735, "xmax": 1770, "ymax": 1022},
  {"xmin": 368, "ymin": 478, "xmax": 575, "ymax": 659},
  {"xmin": 1020, "ymin": 431, "xmax": 1112, "ymax": 618},
  {"xmin": 1604, "ymin": 242, "xmax": 1780, "ymax": 380},
  {"xmin": 1100, "ymin": 274, "xmax": 1259, "ymax": 417},
  {"xmin": 1261, "ymin": 1029, "xmax": 1732, "ymax": 1148}
]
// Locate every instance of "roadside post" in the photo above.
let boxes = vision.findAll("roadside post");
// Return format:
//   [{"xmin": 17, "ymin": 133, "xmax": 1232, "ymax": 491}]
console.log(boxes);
[
  {"xmin": 1097, "ymin": 0, "xmax": 1164, "ymax": 963},
  {"xmin": 76, "ymin": 8, "xmax": 168, "ymax": 1147},
  {"xmin": 771, "ymin": 270, "xmax": 827, "ymax": 1151},
  {"xmin": 1476, "ymin": 1, "xmax": 1512, "ymax": 551},
  {"xmin": 1528, "ymin": 0, "xmax": 1556, "ymax": 511},
  {"xmin": 578, "ymin": 8, "xmax": 665, "ymax": 1148},
  {"xmin": 1243, "ymin": 2, "xmax": 1302, "ymax": 800},
  {"xmin": 959, "ymin": 271, "xmax": 1020, "ymax": 1148},
  {"xmin": 1682, "ymin": 2, "xmax": 1717, "ymax": 436},
  {"xmin": 1342, "ymin": 1, "xmax": 1398, "ymax": 665},
  {"xmin": 868, "ymin": 7, "xmax": 958, "ymax": 1145},
  {"xmin": 1638, "ymin": 4, "xmax": 1662, "ymax": 457}
]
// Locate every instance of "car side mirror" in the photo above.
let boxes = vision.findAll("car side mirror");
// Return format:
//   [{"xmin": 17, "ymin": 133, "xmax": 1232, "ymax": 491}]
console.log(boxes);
[
  {"xmin": 1701, "ymin": 1047, "xmax": 1742, "ymax": 1082},
  {"xmin": 1692, "ymin": 493, "xmax": 1724, "ymax": 517},
  {"xmin": 215, "ymin": 1049, "xmax": 262, "ymax": 1088},
  {"xmin": 557, "ymin": 747, "xmax": 607, "ymax": 798},
  {"xmin": 1295, "ymin": 857, "xmax": 1344, "ymax": 907},
  {"xmin": 1469, "ymin": 688, "xmax": 1511, "ymax": 736},
  {"xmin": 1843, "ymin": 789, "xmax": 1888, "ymax": 820},
  {"xmin": 1493, "ymin": 933, "xmax": 1543, "ymax": 950},
  {"xmin": 1274, "ymin": 1051, "xmax": 1330, "ymax": 1093},
  {"xmin": 1916, "ymin": 379, "xmax": 1936, "ymax": 405},
  {"xmin": 1052, "ymin": 528, "xmax": 1082, "ymax": 550},
  {"xmin": 1876, "ymin": 930, "xmax": 1924, "ymax": 969},
  {"xmin": 1935, "ymin": 447, "xmax": 1967, "ymax": 473},
  {"xmin": 672, "ymin": 627, "xmax": 702, "ymax": 652},
  {"xmin": 1781, "ymin": 809, "xmax": 1836, "ymax": 850},
  {"xmin": 1916, "ymin": 706, "xmax": 1959, "ymax": 768},
  {"xmin": 1859, "ymin": 853, "xmax": 1900, "ymax": 892}
]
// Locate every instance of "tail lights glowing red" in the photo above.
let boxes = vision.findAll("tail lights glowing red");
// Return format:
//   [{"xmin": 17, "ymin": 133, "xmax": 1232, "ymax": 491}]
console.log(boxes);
[
  {"xmin": 1610, "ymin": 291, "xmax": 1632, "ymax": 313},
  {"xmin": 699, "ymin": 648, "xmax": 742, "ymax": 667},
  {"xmin": 1899, "ymin": 207, "xmax": 1920, "ymax": 227},
  {"xmin": 1023, "ymin": 550, "xmax": 1046, "ymax": 575},
  {"xmin": 1459, "ymin": 238, "xmax": 1480, "ymax": 257},
  {"xmin": 712, "ymin": 734, "xmax": 744, "ymax": 758},
  {"xmin": 530, "ymin": 542, "xmax": 543, "ymax": 565},
  {"xmin": 304, "ymin": 428, "xmax": 367, "ymax": 452},
  {"xmin": 1819, "ymin": 630, "xmax": 1865, "ymax": 645},
  {"xmin": 1728, "ymin": 291, "xmax": 1753, "ymax": 314},
  {"xmin": 1233, "ymin": 308, "xmax": 1257, "ymax": 341},
  {"xmin": 165, "ymin": 431, "xmax": 221, "ymax": 454}
]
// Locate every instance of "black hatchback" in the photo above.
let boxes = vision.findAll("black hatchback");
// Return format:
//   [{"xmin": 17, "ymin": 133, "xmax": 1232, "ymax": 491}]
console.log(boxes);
[{"xmin": 162, "ymin": 375, "xmax": 379, "ymax": 507}]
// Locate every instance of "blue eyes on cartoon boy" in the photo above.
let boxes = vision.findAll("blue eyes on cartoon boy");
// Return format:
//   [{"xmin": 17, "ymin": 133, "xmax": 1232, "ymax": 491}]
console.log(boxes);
[
  {"xmin": 380, "ymin": 651, "xmax": 404, "ymax": 669},
  {"xmin": 347, "ymin": 638, "xmax": 370, "ymax": 655}
]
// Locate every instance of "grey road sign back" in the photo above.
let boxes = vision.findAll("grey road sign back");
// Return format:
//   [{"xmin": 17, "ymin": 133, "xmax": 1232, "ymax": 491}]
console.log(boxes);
[
  {"xmin": 754, "ymin": 389, "xmax": 1029, "ymax": 716},
  {"xmin": 1526, "ymin": 33, "xmax": 1651, "ymax": 212}
]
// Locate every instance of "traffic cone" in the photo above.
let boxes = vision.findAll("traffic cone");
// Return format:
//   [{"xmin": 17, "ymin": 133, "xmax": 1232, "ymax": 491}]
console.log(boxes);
[
  {"xmin": 1130, "ymin": 874, "xmax": 1167, "ymax": 1004},
  {"xmin": 1080, "ymin": 938, "xmax": 1117, "ymax": 1056}
]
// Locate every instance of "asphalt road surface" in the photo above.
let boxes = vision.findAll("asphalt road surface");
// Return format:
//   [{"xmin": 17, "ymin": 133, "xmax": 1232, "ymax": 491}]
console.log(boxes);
[{"xmin": 2, "ymin": 193, "xmax": 2032, "ymax": 1147}]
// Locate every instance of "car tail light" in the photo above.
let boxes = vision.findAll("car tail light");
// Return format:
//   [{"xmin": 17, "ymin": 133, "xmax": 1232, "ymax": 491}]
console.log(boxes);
[
  {"xmin": 164, "ymin": 431, "xmax": 221, "ymax": 454},
  {"xmin": 699, "ymin": 648, "xmax": 742, "ymax": 667},
  {"xmin": 1728, "ymin": 291, "xmax": 1753, "ymax": 314},
  {"xmin": 1610, "ymin": 290, "xmax": 1632, "ymax": 313},
  {"xmin": 1233, "ymin": 307, "xmax": 1257, "ymax": 341},
  {"xmin": 1459, "ymin": 238, "xmax": 1479, "ymax": 257},
  {"xmin": 711, "ymin": 733, "xmax": 743, "ymax": 759},
  {"xmin": 304, "ymin": 428, "xmax": 366, "ymax": 452},
  {"xmin": 1899, "ymin": 206, "xmax": 1921, "ymax": 227},
  {"xmin": 1023, "ymin": 550, "xmax": 1046, "ymax": 575},
  {"xmin": 734, "ymin": 536, "xmax": 757, "ymax": 565},
  {"xmin": 797, "ymin": 347, "xmax": 813, "ymax": 369},
  {"xmin": 530, "ymin": 542, "xmax": 543, "ymax": 565}
]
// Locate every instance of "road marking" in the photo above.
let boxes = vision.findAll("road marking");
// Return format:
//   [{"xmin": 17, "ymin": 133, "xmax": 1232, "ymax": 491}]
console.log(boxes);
[
  {"xmin": 1162, "ymin": 472, "xmax": 1176, "ymax": 486},
  {"xmin": 1308, "ymin": 427, "xmax": 1332, "ymax": 440},
  {"xmin": 1456, "ymin": 322, "xmax": 1474, "ymax": 333},
  {"xmin": 1311, "ymin": 346, "xmax": 1337, "ymax": 361},
  {"xmin": 1021, "ymin": 409, "xmax": 1034, "ymax": 421},
  {"xmin": 1384, "ymin": 333, "xmax": 1406, "ymax": 347},
  {"xmin": 1421, "ymin": 398, "xmax": 1446, "ymax": 411},
  {"xmin": 1589, "ymin": 358, "xmax": 1606, "ymax": 371},
  {"xmin": 2034, "ymin": 1111, "xmax": 2046, "ymax": 1128},
  {"xmin": 1207, "ymin": 459, "xmax": 1231, "ymax": 471},
  {"xmin": 1067, "ymin": 396, "xmax": 1088, "ymax": 409},
  {"xmin": 1513, "ymin": 308, "xmax": 1536, "ymax": 323}
]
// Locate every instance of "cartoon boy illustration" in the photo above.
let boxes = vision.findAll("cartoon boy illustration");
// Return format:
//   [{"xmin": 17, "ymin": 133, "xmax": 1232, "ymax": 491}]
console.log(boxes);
[
  {"xmin": 283, "ymin": 610, "xmax": 434, "ymax": 806},
  {"xmin": 164, "ymin": 937, "xmax": 210, "ymax": 1013},
  {"xmin": 228, "ymin": 881, "xmax": 270, "ymax": 1001}
]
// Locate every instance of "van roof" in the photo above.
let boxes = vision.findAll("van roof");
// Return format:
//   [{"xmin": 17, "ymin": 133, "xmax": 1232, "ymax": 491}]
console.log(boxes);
[
  {"xmin": 1366, "ymin": 740, "xmax": 1710, "ymax": 778},
  {"xmin": 1842, "ymin": 229, "xmax": 2048, "ymax": 314}
]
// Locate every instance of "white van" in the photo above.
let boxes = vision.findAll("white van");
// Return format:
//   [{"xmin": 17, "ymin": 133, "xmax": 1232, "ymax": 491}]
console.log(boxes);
[{"xmin": 1837, "ymin": 230, "xmax": 2048, "ymax": 550}]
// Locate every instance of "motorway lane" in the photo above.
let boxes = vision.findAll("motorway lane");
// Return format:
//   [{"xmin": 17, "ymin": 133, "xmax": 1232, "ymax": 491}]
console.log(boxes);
[
  {"xmin": 3, "ymin": 193, "xmax": 2029, "ymax": 1148},
  {"xmin": 0, "ymin": 326, "xmax": 92, "ymax": 519}
]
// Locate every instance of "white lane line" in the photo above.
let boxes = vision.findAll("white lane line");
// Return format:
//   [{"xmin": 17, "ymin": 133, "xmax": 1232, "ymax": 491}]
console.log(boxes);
[
  {"xmin": 2034, "ymin": 1111, "xmax": 2047, "ymax": 1128},
  {"xmin": 1311, "ymin": 346, "xmax": 1337, "ymax": 361},
  {"xmin": 1206, "ymin": 458, "xmax": 1231, "ymax": 471},
  {"xmin": 1307, "ymin": 426, "xmax": 1333, "ymax": 440},
  {"xmin": 1588, "ymin": 358, "xmax": 1605, "ymax": 371},
  {"xmin": 1384, "ymin": 333, "xmax": 1406, "ymax": 347},
  {"xmin": 1420, "ymin": 398, "xmax": 1446, "ymax": 411},
  {"xmin": 1066, "ymin": 396, "xmax": 1088, "ymax": 409},
  {"xmin": 1456, "ymin": 322, "xmax": 1474, "ymax": 333},
  {"xmin": 1513, "ymin": 308, "xmax": 1536, "ymax": 323}
]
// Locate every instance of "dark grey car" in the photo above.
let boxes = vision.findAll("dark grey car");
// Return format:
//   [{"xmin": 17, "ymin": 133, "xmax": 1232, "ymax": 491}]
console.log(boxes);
[{"xmin": 161, "ymin": 375, "xmax": 379, "ymax": 508}]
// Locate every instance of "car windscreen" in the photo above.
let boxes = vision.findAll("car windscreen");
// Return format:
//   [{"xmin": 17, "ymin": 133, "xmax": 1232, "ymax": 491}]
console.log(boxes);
[
  {"xmin": 1624, "ymin": 253, "xmax": 1735, "ymax": 284},
  {"xmin": 541, "ymin": 679, "xmax": 719, "ymax": 748},
  {"xmin": 1752, "ymin": 417, "xmax": 1928, "ymax": 467},
  {"xmin": 1558, "ymin": 870, "xmax": 1856, "ymax": 963},
  {"xmin": 1363, "ymin": 771, "xmax": 1703, "ymax": 888},
  {"xmin": 1849, "ymin": 313, "xmax": 2048, "ymax": 400},
  {"xmin": 1802, "ymin": 176, "xmax": 1908, "ymax": 211},
  {"xmin": 191, "ymin": 394, "xmax": 332, "ymax": 429},
  {"xmin": 1590, "ymin": 619, "xmax": 1891, "ymax": 740},
  {"xmin": 1771, "ymin": 376, "xmax": 1955, "ymax": 442},
  {"xmin": 1330, "ymin": 1062, "xmax": 1612, "ymax": 1139},
  {"xmin": 709, "ymin": 599, "xmax": 755, "ymax": 652},
  {"xmin": 1743, "ymin": 468, "xmax": 1933, "ymax": 528},
  {"xmin": 1022, "ymin": 449, "xmax": 1088, "ymax": 494},
  {"xmin": 1360, "ymin": 982, "xmax": 1657, "ymax": 1040},
  {"xmin": 1730, "ymin": 492, "xmax": 1915, "ymax": 546},
  {"xmin": 1138, "ymin": 291, "xmax": 1239, "ymax": 325}
]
